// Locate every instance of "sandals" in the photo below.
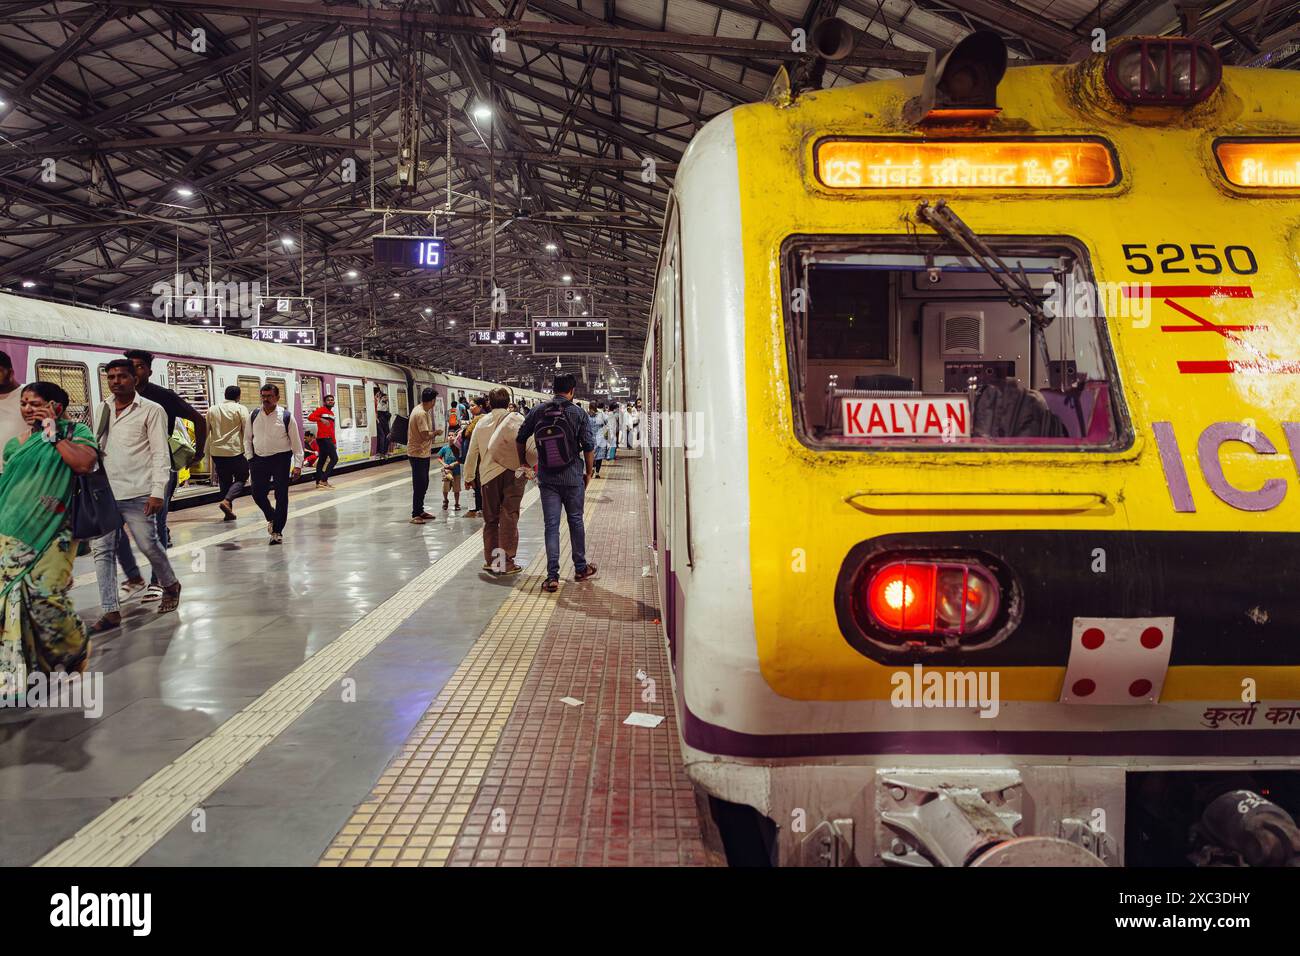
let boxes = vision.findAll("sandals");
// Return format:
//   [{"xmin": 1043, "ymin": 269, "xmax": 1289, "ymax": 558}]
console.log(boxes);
[
  {"xmin": 88, "ymin": 615, "xmax": 121, "ymax": 635},
  {"xmin": 542, "ymin": 578, "xmax": 559, "ymax": 593},
  {"xmin": 157, "ymin": 583, "xmax": 182, "ymax": 614},
  {"xmin": 575, "ymin": 564, "xmax": 598, "ymax": 582}
]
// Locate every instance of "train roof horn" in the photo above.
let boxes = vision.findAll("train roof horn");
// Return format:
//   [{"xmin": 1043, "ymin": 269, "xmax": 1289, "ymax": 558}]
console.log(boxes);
[{"xmin": 907, "ymin": 30, "xmax": 1008, "ymax": 126}]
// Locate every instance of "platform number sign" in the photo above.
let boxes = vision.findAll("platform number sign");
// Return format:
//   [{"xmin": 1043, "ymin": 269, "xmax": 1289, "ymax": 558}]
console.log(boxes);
[
  {"xmin": 372, "ymin": 235, "xmax": 448, "ymax": 271},
  {"xmin": 276, "ymin": 298, "xmax": 290, "ymax": 313},
  {"xmin": 561, "ymin": 288, "xmax": 581, "ymax": 303}
]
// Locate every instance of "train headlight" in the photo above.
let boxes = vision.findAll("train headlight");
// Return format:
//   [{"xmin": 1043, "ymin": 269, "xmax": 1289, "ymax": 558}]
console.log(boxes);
[
  {"xmin": 1104, "ymin": 38, "xmax": 1220, "ymax": 107},
  {"xmin": 863, "ymin": 560, "xmax": 1001, "ymax": 637}
]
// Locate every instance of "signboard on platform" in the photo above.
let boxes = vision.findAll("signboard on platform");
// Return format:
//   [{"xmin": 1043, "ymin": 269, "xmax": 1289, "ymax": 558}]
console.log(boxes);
[
  {"xmin": 532, "ymin": 318, "xmax": 607, "ymax": 355},
  {"xmin": 252, "ymin": 327, "xmax": 317, "ymax": 346},
  {"xmin": 471, "ymin": 328, "xmax": 533, "ymax": 347}
]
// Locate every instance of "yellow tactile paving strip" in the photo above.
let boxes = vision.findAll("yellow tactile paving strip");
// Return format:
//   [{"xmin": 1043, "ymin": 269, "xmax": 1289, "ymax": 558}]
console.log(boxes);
[
  {"xmin": 35, "ymin": 488, "xmax": 541, "ymax": 868},
  {"xmin": 319, "ymin": 497, "xmax": 595, "ymax": 867}
]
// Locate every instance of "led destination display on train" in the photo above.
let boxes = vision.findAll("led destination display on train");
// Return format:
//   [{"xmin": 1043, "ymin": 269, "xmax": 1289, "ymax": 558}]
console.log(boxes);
[
  {"xmin": 371, "ymin": 235, "xmax": 447, "ymax": 270},
  {"xmin": 471, "ymin": 328, "xmax": 533, "ymax": 347},
  {"xmin": 532, "ymin": 318, "xmax": 608, "ymax": 355},
  {"xmin": 815, "ymin": 139, "xmax": 1118, "ymax": 189},
  {"xmin": 1215, "ymin": 140, "xmax": 1300, "ymax": 188}
]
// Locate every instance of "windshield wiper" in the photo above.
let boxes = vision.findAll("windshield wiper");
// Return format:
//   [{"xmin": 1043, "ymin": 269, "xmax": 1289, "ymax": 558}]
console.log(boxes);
[{"xmin": 915, "ymin": 199, "xmax": 1053, "ymax": 331}]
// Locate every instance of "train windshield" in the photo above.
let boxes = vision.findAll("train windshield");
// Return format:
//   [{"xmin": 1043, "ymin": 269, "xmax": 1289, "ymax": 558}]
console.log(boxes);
[{"xmin": 783, "ymin": 236, "xmax": 1130, "ymax": 451}]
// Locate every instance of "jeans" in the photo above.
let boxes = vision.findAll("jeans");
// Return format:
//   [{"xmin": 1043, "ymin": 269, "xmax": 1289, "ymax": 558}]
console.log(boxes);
[
  {"xmin": 214, "ymin": 453, "xmax": 249, "ymax": 502},
  {"xmin": 316, "ymin": 437, "xmax": 338, "ymax": 482},
  {"xmin": 377, "ymin": 411, "xmax": 391, "ymax": 455},
  {"xmin": 540, "ymin": 481, "xmax": 587, "ymax": 580},
  {"xmin": 93, "ymin": 496, "xmax": 179, "ymax": 612},
  {"xmin": 409, "ymin": 456, "xmax": 430, "ymax": 516},
  {"xmin": 117, "ymin": 469, "xmax": 177, "ymax": 583},
  {"xmin": 251, "ymin": 451, "xmax": 293, "ymax": 534}
]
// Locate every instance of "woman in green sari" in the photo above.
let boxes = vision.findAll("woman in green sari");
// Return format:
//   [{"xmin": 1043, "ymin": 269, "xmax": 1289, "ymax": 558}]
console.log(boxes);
[{"xmin": 0, "ymin": 381, "xmax": 99, "ymax": 695}]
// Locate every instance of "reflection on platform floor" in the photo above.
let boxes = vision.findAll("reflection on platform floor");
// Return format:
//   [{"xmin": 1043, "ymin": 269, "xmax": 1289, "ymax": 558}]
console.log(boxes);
[{"xmin": 0, "ymin": 453, "xmax": 712, "ymax": 867}]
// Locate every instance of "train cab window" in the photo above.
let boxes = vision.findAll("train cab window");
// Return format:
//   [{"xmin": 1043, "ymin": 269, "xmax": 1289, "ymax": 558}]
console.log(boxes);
[
  {"xmin": 336, "ymin": 386, "xmax": 354, "ymax": 428},
  {"xmin": 351, "ymin": 385, "xmax": 367, "ymax": 427},
  {"xmin": 36, "ymin": 361, "xmax": 91, "ymax": 424},
  {"xmin": 236, "ymin": 376, "xmax": 262, "ymax": 411},
  {"xmin": 784, "ymin": 237, "xmax": 1129, "ymax": 451}
]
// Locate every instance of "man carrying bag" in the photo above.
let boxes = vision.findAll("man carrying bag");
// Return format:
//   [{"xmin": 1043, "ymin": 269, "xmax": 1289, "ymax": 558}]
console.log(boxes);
[
  {"xmin": 466, "ymin": 388, "xmax": 535, "ymax": 576},
  {"xmin": 516, "ymin": 374, "xmax": 596, "ymax": 593}
]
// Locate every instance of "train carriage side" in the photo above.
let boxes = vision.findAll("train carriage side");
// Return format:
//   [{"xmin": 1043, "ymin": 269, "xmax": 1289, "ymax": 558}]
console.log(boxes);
[
  {"xmin": 654, "ymin": 45, "xmax": 1300, "ymax": 866},
  {"xmin": 0, "ymin": 293, "xmax": 411, "ymax": 476}
]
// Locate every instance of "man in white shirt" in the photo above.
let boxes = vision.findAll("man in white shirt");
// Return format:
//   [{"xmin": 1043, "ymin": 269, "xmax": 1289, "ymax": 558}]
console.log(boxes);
[
  {"xmin": 0, "ymin": 352, "xmax": 26, "ymax": 471},
  {"xmin": 90, "ymin": 359, "xmax": 182, "ymax": 632},
  {"xmin": 245, "ymin": 383, "xmax": 303, "ymax": 545}
]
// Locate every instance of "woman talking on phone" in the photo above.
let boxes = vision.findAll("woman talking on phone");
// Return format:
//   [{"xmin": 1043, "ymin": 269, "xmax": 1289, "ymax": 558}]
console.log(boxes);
[{"xmin": 0, "ymin": 382, "xmax": 99, "ymax": 693}]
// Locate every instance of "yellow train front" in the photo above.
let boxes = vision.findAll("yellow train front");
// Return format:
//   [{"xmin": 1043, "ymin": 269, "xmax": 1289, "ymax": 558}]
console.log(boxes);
[{"xmin": 644, "ymin": 32, "xmax": 1300, "ymax": 866}]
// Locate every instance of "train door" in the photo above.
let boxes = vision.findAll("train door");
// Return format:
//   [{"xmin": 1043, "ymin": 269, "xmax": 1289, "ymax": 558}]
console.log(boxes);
[
  {"xmin": 331, "ymin": 377, "xmax": 367, "ymax": 461},
  {"xmin": 391, "ymin": 382, "xmax": 409, "ymax": 452},
  {"xmin": 352, "ymin": 381, "xmax": 370, "ymax": 456},
  {"xmin": 168, "ymin": 361, "xmax": 213, "ymax": 477}
]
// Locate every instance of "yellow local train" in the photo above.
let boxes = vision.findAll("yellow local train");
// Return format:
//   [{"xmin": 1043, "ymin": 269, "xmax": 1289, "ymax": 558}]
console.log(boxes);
[{"xmin": 644, "ymin": 29, "xmax": 1300, "ymax": 866}]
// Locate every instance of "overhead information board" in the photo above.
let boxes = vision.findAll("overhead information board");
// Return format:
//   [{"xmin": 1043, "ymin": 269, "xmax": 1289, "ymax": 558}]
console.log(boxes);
[
  {"xmin": 532, "ymin": 318, "xmax": 608, "ymax": 355},
  {"xmin": 372, "ymin": 235, "xmax": 448, "ymax": 270},
  {"xmin": 471, "ymin": 328, "xmax": 533, "ymax": 347},
  {"xmin": 251, "ymin": 327, "xmax": 317, "ymax": 346}
]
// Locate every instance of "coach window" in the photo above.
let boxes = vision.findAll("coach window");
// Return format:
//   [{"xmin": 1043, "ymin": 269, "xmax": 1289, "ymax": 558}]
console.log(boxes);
[
  {"xmin": 336, "ymin": 386, "xmax": 354, "ymax": 428},
  {"xmin": 265, "ymin": 376, "xmax": 288, "ymax": 407},
  {"xmin": 395, "ymin": 387, "xmax": 409, "ymax": 418},
  {"xmin": 300, "ymin": 375, "xmax": 322, "ymax": 420},
  {"xmin": 783, "ymin": 236, "xmax": 1131, "ymax": 451},
  {"xmin": 97, "ymin": 365, "xmax": 110, "ymax": 405},
  {"xmin": 36, "ymin": 361, "xmax": 91, "ymax": 424},
  {"xmin": 351, "ymin": 385, "xmax": 367, "ymax": 427},
  {"xmin": 236, "ymin": 375, "xmax": 262, "ymax": 410}
]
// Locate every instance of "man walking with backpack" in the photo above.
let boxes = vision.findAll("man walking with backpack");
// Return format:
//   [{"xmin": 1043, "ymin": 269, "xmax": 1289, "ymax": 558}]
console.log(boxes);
[
  {"xmin": 245, "ymin": 383, "xmax": 303, "ymax": 545},
  {"xmin": 516, "ymin": 374, "xmax": 596, "ymax": 593}
]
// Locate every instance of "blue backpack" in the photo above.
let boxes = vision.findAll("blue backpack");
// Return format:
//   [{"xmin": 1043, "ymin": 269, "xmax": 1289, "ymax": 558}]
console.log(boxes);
[{"xmin": 535, "ymin": 400, "xmax": 579, "ymax": 470}]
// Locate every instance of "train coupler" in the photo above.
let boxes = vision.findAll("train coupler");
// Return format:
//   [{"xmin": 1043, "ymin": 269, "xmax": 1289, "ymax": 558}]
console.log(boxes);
[{"xmin": 877, "ymin": 770, "xmax": 1106, "ymax": 867}]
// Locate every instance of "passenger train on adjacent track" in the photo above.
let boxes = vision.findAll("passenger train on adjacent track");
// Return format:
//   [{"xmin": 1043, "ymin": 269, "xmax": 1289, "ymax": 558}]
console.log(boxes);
[
  {"xmin": 0, "ymin": 292, "xmax": 549, "ymax": 495},
  {"xmin": 644, "ymin": 29, "xmax": 1300, "ymax": 866}
]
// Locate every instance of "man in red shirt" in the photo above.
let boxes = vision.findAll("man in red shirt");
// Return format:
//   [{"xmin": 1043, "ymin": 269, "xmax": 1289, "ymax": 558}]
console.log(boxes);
[{"xmin": 307, "ymin": 394, "xmax": 339, "ymax": 489}]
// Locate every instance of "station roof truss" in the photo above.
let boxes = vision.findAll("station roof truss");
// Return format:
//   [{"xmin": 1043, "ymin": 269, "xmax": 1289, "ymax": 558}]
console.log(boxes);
[{"xmin": 0, "ymin": 0, "xmax": 1296, "ymax": 387}]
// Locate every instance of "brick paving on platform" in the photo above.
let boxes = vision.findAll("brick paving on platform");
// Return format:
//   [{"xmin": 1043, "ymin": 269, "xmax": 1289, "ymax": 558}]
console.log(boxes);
[{"xmin": 320, "ymin": 454, "xmax": 716, "ymax": 867}]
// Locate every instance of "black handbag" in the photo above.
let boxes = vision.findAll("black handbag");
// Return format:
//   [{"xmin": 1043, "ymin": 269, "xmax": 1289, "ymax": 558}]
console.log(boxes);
[{"xmin": 67, "ymin": 421, "xmax": 123, "ymax": 541}]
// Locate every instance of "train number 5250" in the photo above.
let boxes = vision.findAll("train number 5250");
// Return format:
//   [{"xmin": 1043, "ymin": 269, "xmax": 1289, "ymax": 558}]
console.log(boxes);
[{"xmin": 1121, "ymin": 243, "xmax": 1258, "ymax": 275}]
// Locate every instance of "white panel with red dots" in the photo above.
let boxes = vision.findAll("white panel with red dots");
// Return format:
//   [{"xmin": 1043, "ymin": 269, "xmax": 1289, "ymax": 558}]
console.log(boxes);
[{"xmin": 1059, "ymin": 617, "xmax": 1175, "ymax": 705}]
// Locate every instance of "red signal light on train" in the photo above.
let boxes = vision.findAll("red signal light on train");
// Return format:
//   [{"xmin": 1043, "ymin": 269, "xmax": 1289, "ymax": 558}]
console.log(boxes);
[
  {"xmin": 864, "ymin": 561, "xmax": 1000, "ymax": 636},
  {"xmin": 1104, "ymin": 38, "xmax": 1220, "ymax": 107}
]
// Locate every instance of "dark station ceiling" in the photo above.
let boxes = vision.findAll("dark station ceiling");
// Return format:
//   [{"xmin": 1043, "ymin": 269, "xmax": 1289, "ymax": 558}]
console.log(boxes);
[{"xmin": 0, "ymin": 0, "xmax": 1296, "ymax": 387}]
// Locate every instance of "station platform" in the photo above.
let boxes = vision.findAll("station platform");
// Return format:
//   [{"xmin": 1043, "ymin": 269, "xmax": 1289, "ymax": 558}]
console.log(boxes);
[{"xmin": 0, "ymin": 455, "xmax": 717, "ymax": 868}]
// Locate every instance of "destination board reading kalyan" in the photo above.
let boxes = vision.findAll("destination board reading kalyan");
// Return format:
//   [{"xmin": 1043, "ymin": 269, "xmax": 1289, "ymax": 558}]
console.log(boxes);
[
  {"xmin": 815, "ymin": 139, "xmax": 1118, "ymax": 189},
  {"xmin": 532, "ymin": 318, "xmax": 607, "ymax": 355}
]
